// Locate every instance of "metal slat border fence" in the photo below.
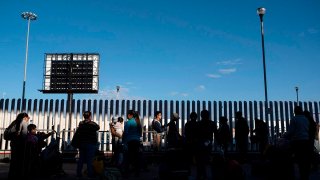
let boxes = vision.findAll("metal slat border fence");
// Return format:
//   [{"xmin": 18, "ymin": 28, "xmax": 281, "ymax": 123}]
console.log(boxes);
[{"xmin": 0, "ymin": 98, "xmax": 319, "ymax": 153}]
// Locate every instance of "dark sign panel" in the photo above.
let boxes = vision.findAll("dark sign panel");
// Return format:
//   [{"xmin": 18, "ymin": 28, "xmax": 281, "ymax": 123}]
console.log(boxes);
[{"xmin": 40, "ymin": 53, "xmax": 99, "ymax": 93}]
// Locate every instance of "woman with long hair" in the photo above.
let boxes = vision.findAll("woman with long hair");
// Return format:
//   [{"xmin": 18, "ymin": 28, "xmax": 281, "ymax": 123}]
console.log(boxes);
[
  {"xmin": 122, "ymin": 110, "xmax": 142, "ymax": 177},
  {"xmin": 8, "ymin": 112, "xmax": 30, "ymax": 179}
]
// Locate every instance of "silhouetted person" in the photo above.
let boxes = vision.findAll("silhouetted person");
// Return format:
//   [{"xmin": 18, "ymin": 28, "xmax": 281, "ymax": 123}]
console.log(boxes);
[
  {"xmin": 76, "ymin": 111, "xmax": 100, "ymax": 178},
  {"xmin": 184, "ymin": 112, "xmax": 199, "ymax": 163},
  {"xmin": 285, "ymin": 106, "xmax": 311, "ymax": 180},
  {"xmin": 152, "ymin": 111, "xmax": 165, "ymax": 151},
  {"xmin": 217, "ymin": 116, "xmax": 231, "ymax": 157},
  {"xmin": 235, "ymin": 111, "xmax": 249, "ymax": 163},
  {"xmin": 253, "ymin": 118, "xmax": 268, "ymax": 156},
  {"xmin": 167, "ymin": 112, "xmax": 182, "ymax": 149},
  {"xmin": 8, "ymin": 112, "xmax": 30, "ymax": 179},
  {"xmin": 304, "ymin": 110, "xmax": 318, "ymax": 169},
  {"xmin": 196, "ymin": 110, "xmax": 217, "ymax": 179}
]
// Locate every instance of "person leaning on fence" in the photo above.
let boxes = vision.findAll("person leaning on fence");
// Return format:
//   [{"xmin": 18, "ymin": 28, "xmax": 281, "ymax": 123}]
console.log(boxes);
[
  {"xmin": 152, "ymin": 111, "xmax": 165, "ymax": 151},
  {"xmin": 8, "ymin": 112, "xmax": 30, "ymax": 179},
  {"xmin": 76, "ymin": 111, "xmax": 100, "ymax": 179}
]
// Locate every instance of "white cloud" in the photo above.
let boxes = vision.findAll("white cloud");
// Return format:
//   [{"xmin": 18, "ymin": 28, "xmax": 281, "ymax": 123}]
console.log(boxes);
[
  {"xmin": 170, "ymin": 91, "xmax": 179, "ymax": 96},
  {"xmin": 207, "ymin": 74, "xmax": 221, "ymax": 78},
  {"xmin": 219, "ymin": 68, "xmax": 236, "ymax": 74},
  {"xmin": 216, "ymin": 59, "xmax": 242, "ymax": 65},
  {"xmin": 170, "ymin": 91, "xmax": 188, "ymax": 97},
  {"xmin": 195, "ymin": 85, "xmax": 206, "ymax": 91},
  {"xmin": 181, "ymin": 93, "xmax": 189, "ymax": 97}
]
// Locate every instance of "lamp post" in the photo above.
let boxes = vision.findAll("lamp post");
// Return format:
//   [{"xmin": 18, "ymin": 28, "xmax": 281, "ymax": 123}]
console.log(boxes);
[
  {"xmin": 116, "ymin": 86, "xmax": 120, "ymax": 100},
  {"xmin": 21, "ymin": 12, "xmax": 37, "ymax": 100},
  {"xmin": 295, "ymin": 86, "xmax": 299, "ymax": 105},
  {"xmin": 257, "ymin": 7, "xmax": 269, "ymax": 114}
]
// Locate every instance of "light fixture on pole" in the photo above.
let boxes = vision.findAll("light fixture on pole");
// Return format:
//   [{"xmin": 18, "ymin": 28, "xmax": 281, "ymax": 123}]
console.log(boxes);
[
  {"xmin": 116, "ymin": 86, "xmax": 120, "ymax": 100},
  {"xmin": 21, "ymin": 12, "xmax": 37, "ymax": 100},
  {"xmin": 257, "ymin": 7, "xmax": 269, "ymax": 114},
  {"xmin": 295, "ymin": 86, "xmax": 299, "ymax": 105}
]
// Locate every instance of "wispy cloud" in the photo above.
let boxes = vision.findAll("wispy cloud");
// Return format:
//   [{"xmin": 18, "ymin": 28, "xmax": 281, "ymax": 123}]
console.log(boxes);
[
  {"xmin": 170, "ymin": 91, "xmax": 189, "ymax": 97},
  {"xmin": 195, "ymin": 85, "xmax": 206, "ymax": 91},
  {"xmin": 219, "ymin": 68, "xmax": 236, "ymax": 74},
  {"xmin": 299, "ymin": 28, "xmax": 318, "ymax": 37},
  {"xmin": 207, "ymin": 74, "xmax": 221, "ymax": 79},
  {"xmin": 216, "ymin": 59, "xmax": 242, "ymax": 65}
]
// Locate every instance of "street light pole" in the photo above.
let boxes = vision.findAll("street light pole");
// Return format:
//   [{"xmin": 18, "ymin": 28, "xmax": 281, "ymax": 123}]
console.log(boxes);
[
  {"xmin": 21, "ymin": 12, "xmax": 37, "ymax": 100},
  {"xmin": 295, "ymin": 86, "xmax": 299, "ymax": 105},
  {"xmin": 257, "ymin": 7, "xmax": 269, "ymax": 114}
]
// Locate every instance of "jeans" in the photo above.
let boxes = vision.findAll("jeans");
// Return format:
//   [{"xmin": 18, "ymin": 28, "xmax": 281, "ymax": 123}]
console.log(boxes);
[{"xmin": 77, "ymin": 143, "xmax": 97, "ymax": 178}]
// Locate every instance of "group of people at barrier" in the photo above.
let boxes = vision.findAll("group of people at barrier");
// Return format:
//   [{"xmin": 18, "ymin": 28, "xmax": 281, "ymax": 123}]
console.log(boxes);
[{"xmin": 4, "ymin": 105, "xmax": 319, "ymax": 179}]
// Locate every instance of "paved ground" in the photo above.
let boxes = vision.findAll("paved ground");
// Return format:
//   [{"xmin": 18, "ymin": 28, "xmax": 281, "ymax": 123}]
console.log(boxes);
[{"xmin": 1, "ymin": 153, "xmax": 320, "ymax": 179}]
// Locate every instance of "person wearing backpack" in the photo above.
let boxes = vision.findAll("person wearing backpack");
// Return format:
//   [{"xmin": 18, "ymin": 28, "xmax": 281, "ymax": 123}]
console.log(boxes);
[{"xmin": 8, "ymin": 112, "xmax": 30, "ymax": 179}]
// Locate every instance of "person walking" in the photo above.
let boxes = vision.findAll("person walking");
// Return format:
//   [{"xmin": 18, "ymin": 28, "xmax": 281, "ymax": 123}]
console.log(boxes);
[{"xmin": 75, "ymin": 111, "xmax": 100, "ymax": 178}]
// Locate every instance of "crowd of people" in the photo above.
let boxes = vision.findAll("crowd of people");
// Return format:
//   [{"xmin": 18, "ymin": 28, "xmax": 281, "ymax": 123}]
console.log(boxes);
[{"xmin": 6, "ymin": 106, "xmax": 319, "ymax": 179}]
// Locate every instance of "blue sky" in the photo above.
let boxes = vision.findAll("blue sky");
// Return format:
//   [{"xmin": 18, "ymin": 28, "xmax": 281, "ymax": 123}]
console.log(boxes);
[{"xmin": 0, "ymin": 0, "xmax": 319, "ymax": 102}]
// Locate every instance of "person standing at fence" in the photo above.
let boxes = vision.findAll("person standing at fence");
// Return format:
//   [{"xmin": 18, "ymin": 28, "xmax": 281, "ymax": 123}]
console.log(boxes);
[
  {"xmin": 217, "ymin": 116, "xmax": 231, "ymax": 157},
  {"xmin": 235, "ymin": 111, "xmax": 249, "ymax": 163},
  {"xmin": 8, "ymin": 112, "xmax": 30, "ymax": 179},
  {"xmin": 24, "ymin": 124, "xmax": 54, "ymax": 178},
  {"xmin": 184, "ymin": 112, "xmax": 199, "ymax": 163},
  {"xmin": 110, "ymin": 117, "xmax": 124, "ymax": 166},
  {"xmin": 167, "ymin": 112, "xmax": 182, "ymax": 149},
  {"xmin": 196, "ymin": 110, "xmax": 217, "ymax": 180},
  {"xmin": 284, "ymin": 106, "xmax": 311, "ymax": 180},
  {"xmin": 152, "ymin": 111, "xmax": 165, "ymax": 151},
  {"xmin": 122, "ymin": 110, "xmax": 142, "ymax": 177},
  {"xmin": 252, "ymin": 118, "xmax": 268, "ymax": 157},
  {"xmin": 76, "ymin": 111, "xmax": 100, "ymax": 179}
]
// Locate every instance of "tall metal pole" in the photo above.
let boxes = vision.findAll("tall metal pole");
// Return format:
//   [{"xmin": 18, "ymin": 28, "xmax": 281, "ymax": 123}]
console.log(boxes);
[
  {"xmin": 295, "ymin": 86, "xmax": 299, "ymax": 105},
  {"xmin": 257, "ymin": 7, "xmax": 269, "ymax": 114},
  {"xmin": 21, "ymin": 12, "xmax": 37, "ymax": 100}
]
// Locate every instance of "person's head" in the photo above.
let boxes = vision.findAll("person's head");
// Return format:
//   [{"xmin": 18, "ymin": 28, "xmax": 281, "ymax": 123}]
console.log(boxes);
[
  {"xmin": 83, "ymin": 111, "xmax": 92, "ymax": 120},
  {"xmin": 235, "ymin": 111, "xmax": 242, "ymax": 119},
  {"xmin": 118, "ymin": 117, "xmax": 124, "ymax": 123},
  {"xmin": 294, "ymin": 106, "xmax": 303, "ymax": 115},
  {"xmin": 27, "ymin": 124, "xmax": 37, "ymax": 135},
  {"xmin": 171, "ymin": 112, "xmax": 180, "ymax": 121},
  {"xmin": 127, "ymin": 110, "xmax": 135, "ymax": 119},
  {"xmin": 200, "ymin": 110, "xmax": 210, "ymax": 120},
  {"xmin": 190, "ymin": 112, "xmax": 197, "ymax": 121},
  {"xmin": 154, "ymin": 111, "xmax": 162, "ymax": 120},
  {"xmin": 16, "ymin": 112, "xmax": 30, "ymax": 123},
  {"xmin": 219, "ymin": 116, "xmax": 228, "ymax": 124}
]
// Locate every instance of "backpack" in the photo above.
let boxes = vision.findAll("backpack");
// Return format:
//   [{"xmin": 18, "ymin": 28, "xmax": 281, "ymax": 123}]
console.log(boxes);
[{"xmin": 4, "ymin": 120, "xmax": 19, "ymax": 140}]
